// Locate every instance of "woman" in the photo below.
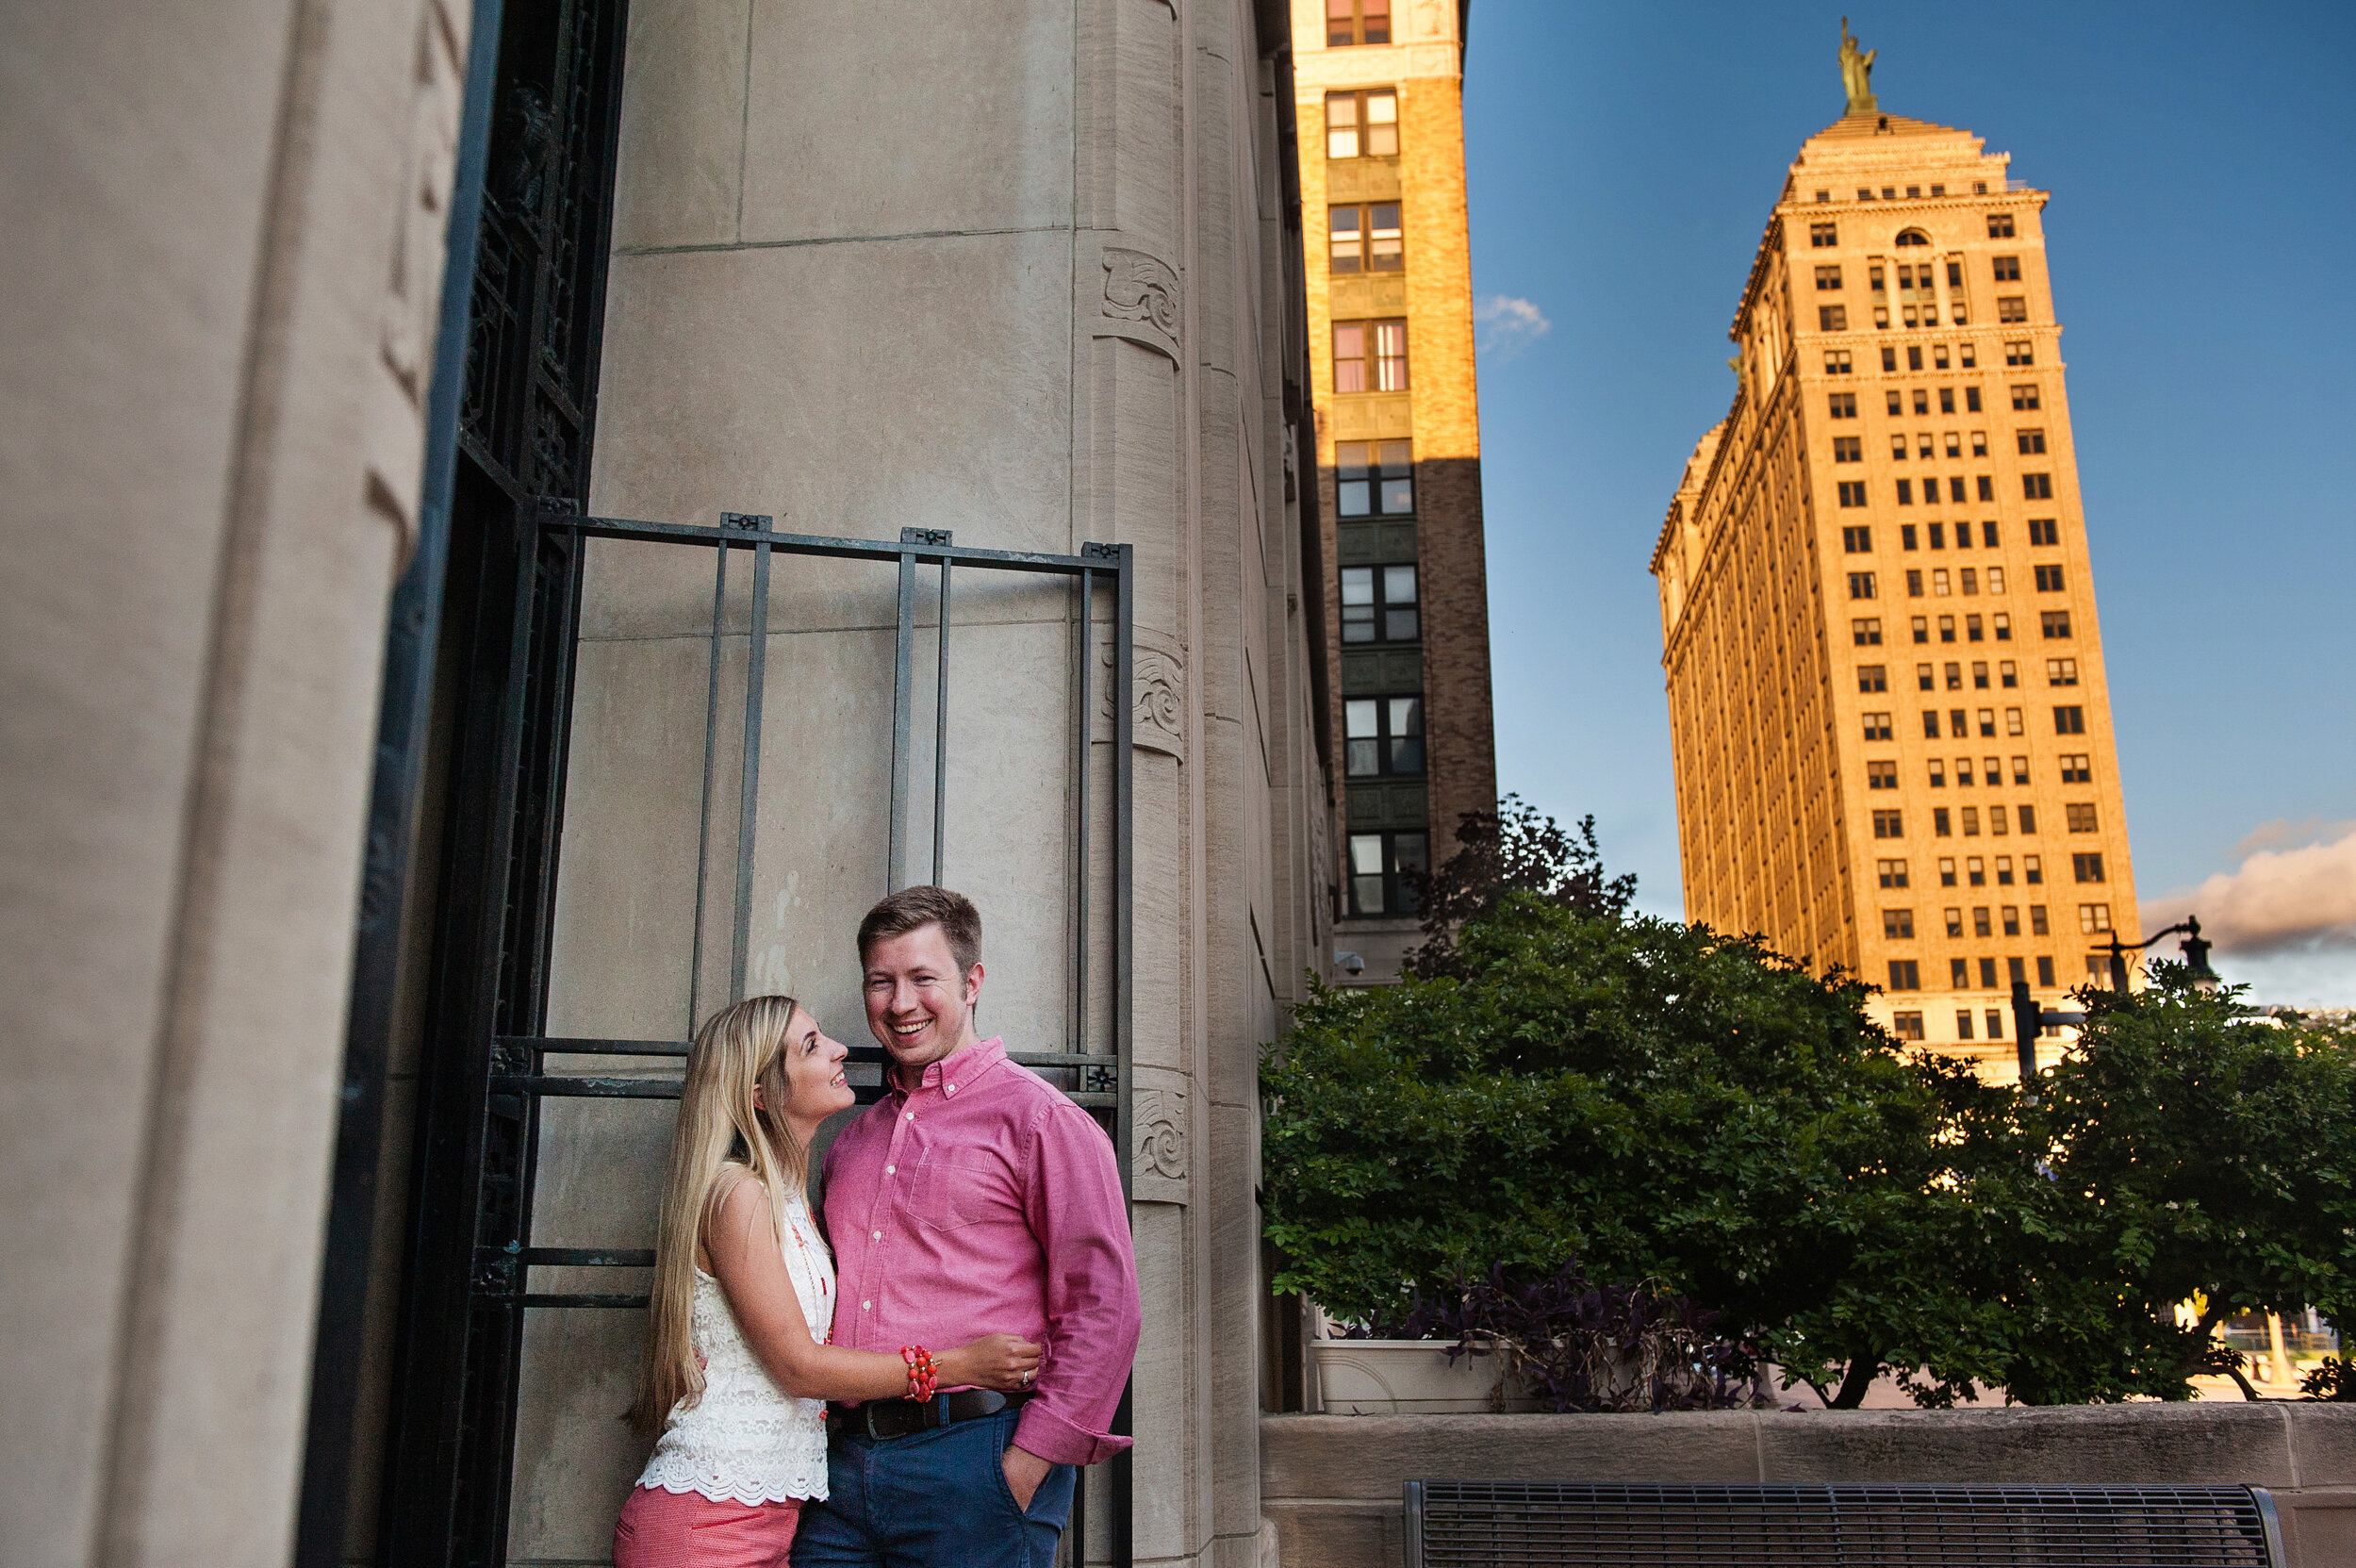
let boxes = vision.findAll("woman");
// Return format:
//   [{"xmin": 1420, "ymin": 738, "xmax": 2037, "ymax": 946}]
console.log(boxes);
[{"xmin": 618, "ymin": 994, "xmax": 1040, "ymax": 1565}]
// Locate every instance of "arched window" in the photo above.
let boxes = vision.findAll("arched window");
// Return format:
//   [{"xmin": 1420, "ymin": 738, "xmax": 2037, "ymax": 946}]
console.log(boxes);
[{"xmin": 1895, "ymin": 228, "xmax": 1931, "ymax": 247}]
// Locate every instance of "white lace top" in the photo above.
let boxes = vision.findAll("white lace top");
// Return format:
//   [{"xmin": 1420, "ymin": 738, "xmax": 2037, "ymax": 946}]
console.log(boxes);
[{"xmin": 637, "ymin": 1189, "xmax": 835, "ymax": 1504}]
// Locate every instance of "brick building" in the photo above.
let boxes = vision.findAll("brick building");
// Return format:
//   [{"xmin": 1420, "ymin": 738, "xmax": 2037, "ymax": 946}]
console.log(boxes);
[
  {"xmin": 1650, "ymin": 59, "xmax": 2139, "ymax": 1075},
  {"xmin": 1293, "ymin": 0, "xmax": 1498, "ymax": 982}
]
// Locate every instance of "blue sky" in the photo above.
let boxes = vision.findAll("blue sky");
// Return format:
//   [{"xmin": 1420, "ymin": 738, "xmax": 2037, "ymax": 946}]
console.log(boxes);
[{"xmin": 1460, "ymin": 1, "xmax": 2356, "ymax": 1005}]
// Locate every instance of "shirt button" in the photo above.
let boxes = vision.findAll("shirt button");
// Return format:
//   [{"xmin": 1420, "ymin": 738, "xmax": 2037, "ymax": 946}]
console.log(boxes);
[
  {"xmin": 861, "ymin": 1300, "xmax": 871, "ymax": 1311},
  {"xmin": 904, "ymin": 1112, "xmax": 914, "ymax": 1121},
  {"xmin": 885, "ymin": 1164, "xmax": 896, "ymax": 1175},
  {"xmin": 872, "ymin": 1230, "xmax": 882, "ymax": 1241}
]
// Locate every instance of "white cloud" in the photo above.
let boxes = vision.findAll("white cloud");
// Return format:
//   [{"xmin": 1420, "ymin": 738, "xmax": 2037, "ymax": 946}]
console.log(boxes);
[
  {"xmin": 2143, "ymin": 819, "xmax": 2356, "ymax": 957},
  {"xmin": 1475, "ymin": 294, "xmax": 1550, "ymax": 359}
]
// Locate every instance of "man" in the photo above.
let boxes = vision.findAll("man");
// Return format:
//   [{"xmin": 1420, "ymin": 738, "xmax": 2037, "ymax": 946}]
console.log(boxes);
[{"xmin": 793, "ymin": 886, "xmax": 1141, "ymax": 1567}]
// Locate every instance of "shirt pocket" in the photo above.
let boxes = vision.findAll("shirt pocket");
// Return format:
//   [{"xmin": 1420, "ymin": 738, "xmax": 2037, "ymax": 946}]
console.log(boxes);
[{"xmin": 910, "ymin": 1151, "xmax": 1003, "ymax": 1231}]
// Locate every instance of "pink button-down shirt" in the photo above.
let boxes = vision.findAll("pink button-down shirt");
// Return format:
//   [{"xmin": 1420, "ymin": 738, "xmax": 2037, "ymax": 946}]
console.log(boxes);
[{"xmin": 820, "ymin": 1037, "xmax": 1140, "ymax": 1466}]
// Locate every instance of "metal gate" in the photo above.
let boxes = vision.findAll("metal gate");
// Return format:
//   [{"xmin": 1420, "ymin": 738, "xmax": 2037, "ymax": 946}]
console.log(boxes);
[{"xmin": 381, "ymin": 505, "xmax": 1133, "ymax": 1564}]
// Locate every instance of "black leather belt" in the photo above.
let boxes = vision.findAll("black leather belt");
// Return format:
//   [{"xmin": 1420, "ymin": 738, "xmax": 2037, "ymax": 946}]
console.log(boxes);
[{"xmin": 828, "ymin": 1388, "xmax": 1031, "ymax": 1442}]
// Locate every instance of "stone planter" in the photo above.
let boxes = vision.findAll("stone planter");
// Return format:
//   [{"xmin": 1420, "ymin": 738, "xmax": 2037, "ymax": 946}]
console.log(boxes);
[{"xmin": 1310, "ymin": 1338, "xmax": 1536, "ymax": 1415}]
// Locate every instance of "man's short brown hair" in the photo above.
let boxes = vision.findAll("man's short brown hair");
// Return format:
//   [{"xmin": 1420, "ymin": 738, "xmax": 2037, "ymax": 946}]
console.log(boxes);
[{"xmin": 857, "ymin": 885, "xmax": 982, "ymax": 974}]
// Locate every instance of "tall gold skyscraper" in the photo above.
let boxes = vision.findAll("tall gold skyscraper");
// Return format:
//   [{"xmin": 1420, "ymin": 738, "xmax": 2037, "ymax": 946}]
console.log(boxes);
[
  {"xmin": 1650, "ymin": 47, "xmax": 2136, "ymax": 1073},
  {"xmin": 1293, "ymin": 0, "xmax": 1497, "ymax": 982}
]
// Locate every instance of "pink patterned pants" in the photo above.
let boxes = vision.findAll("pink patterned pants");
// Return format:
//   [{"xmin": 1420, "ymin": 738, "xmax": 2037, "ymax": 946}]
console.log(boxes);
[{"xmin": 614, "ymin": 1486, "xmax": 804, "ymax": 1567}]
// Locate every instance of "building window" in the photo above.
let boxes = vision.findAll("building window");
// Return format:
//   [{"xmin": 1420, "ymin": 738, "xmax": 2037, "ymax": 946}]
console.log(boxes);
[
  {"xmin": 1920, "ymin": 709, "xmax": 1940, "ymax": 738},
  {"xmin": 1932, "ymin": 568, "xmax": 1950, "ymax": 595},
  {"xmin": 1890, "ymin": 434, "xmax": 1908, "ymax": 461},
  {"xmin": 2024, "ymin": 854, "xmax": 2044, "ymax": 885},
  {"xmin": 2003, "ymin": 707, "xmax": 2023, "ymax": 735},
  {"xmin": 1987, "ymin": 213, "xmax": 2016, "ymax": 238},
  {"xmin": 1945, "ymin": 912, "xmax": 1965, "ymax": 942},
  {"xmin": 1837, "ymin": 481, "xmax": 1868, "ymax": 507},
  {"xmin": 2053, "ymin": 704, "xmax": 2085, "ymax": 734},
  {"xmin": 1348, "ymin": 830, "xmax": 1426, "ymax": 916},
  {"xmin": 1333, "ymin": 320, "xmax": 1407, "ymax": 391},
  {"xmin": 1815, "ymin": 265, "xmax": 1843, "ymax": 290},
  {"xmin": 1966, "ymin": 387, "xmax": 1984, "ymax": 414},
  {"xmin": 1933, "ymin": 806, "xmax": 1952, "ymax": 836},
  {"xmin": 1819, "ymin": 304, "xmax": 1849, "ymax": 331},
  {"xmin": 1811, "ymin": 221, "xmax": 1838, "ymax": 247},
  {"xmin": 1834, "ymin": 436, "xmax": 1863, "ymax": 462},
  {"xmin": 1877, "ymin": 858, "xmax": 1909, "ymax": 888},
  {"xmin": 1962, "ymin": 805, "xmax": 1982, "ymax": 836},
  {"xmin": 2036, "ymin": 955, "xmax": 2055, "ymax": 984},
  {"xmin": 2046, "ymin": 657, "xmax": 2078, "ymax": 686},
  {"xmin": 2012, "ymin": 384, "xmax": 2041, "ymax": 411},
  {"xmin": 1998, "ymin": 297, "xmax": 2029, "ymax": 322},
  {"xmin": 1896, "ymin": 479, "xmax": 1914, "ymax": 505},
  {"xmin": 1843, "ymin": 526, "xmax": 1872, "ymax": 554},
  {"xmin": 1343, "ymin": 695, "xmax": 1424, "ymax": 778},
  {"xmin": 1328, "ymin": 202, "xmax": 1404, "ymax": 273},
  {"xmin": 1859, "ymin": 665, "xmax": 1889, "ymax": 694},
  {"xmin": 2072, "ymin": 852, "xmax": 2106, "ymax": 883},
  {"xmin": 1829, "ymin": 391, "xmax": 1857, "ymax": 418},
  {"xmin": 1887, "ymin": 960, "xmax": 1921, "ymax": 991},
  {"xmin": 2059, "ymin": 753, "xmax": 2091, "ymax": 784},
  {"xmin": 1341, "ymin": 564, "xmax": 1418, "ymax": 645},
  {"xmin": 1991, "ymin": 255, "xmax": 2022, "ymax": 282},
  {"xmin": 1892, "ymin": 1011, "xmax": 1925, "ymax": 1040},
  {"xmin": 1863, "ymin": 711, "xmax": 1893, "ymax": 741},
  {"xmin": 1999, "ymin": 658, "xmax": 2018, "ymax": 687},
  {"xmin": 1968, "ymin": 855, "xmax": 1986, "ymax": 886},
  {"xmin": 1911, "ymin": 616, "xmax": 1929, "ymax": 644},
  {"xmin": 1907, "ymin": 345, "xmax": 1924, "ymax": 371},
  {"xmin": 2020, "ymin": 473, "xmax": 2054, "ymax": 503},
  {"xmin": 2018, "ymin": 804, "xmax": 2037, "ymax": 833},
  {"xmin": 1881, "ymin": 346, "xmax": 1898, "ymax": 371},
  {"xmin": 2017, "ymin": 428, "xmax": 2048, "ymax": 455},
  {"xmin": 2066, "ymin": 802, "xmax": 2099, "ymax": 834},
  {"xmin": 1826, "ymin": 349, "xmax": 1853, "ymax": 373},
  {"xmin": 1872, "ymin": 809, "xmax": 1904, "ymax": 839},
  {"xmin": 1868, "ymin": 759, "xmax": 1898, "ymax": 789},
  {"xmin": 2079, "ymin": 901, "xmax": 2112, "ymax": 933},
  {"xmin": 2040, "ymin": 610, "xmax": 2072, "ymax": 639},
  {"xmin": 1847, "ymin": 571, "xmax": 1877, "ymax": 600},
  {"xmin": 1938, "ymin": 857, "xmax": 1958, "ymax": 887},
  {"xmin": 1326, "ymin": 0, "xmax": 1391, "ymax": 45},
  {"xmin": 1928, "ymin": 754, "xmax": 1945, "ymax": 783},
  {"xmin": 2005, "ymin": 340, "xmax": 2034, "ymax": 366},
  {"xmin": 1937, "ymin": 614, "xmax": 1954, "ymax": 641},
  {"xmin": 1942, "ymin": 661, "xmax": 1962, "ymax": 690},
  {"xmin": 1325, "ymin": 89, "xmax": 1397, "ymax": 158},
  {"xmin": 1883, "ymin": 908, "xmax": 1916, "ymax": 939},
  {"xmin": 1334, "ymin": 439, "xmax": 1412, "ymax": 517},
  {"xmin": 2030, "ymin": 904, "xmax": 2050, "ymax": 936},
  {"xmin": 2028, "ymin": 518, "xmax": 2059, "ymax": 546},
  {"xmin": 1853, "ymin": 617, "xmax": 1883, "ymax": 646},
  {"xmin": 2034, "ymin": 564, "xmax": 2066, "ymax": 593}
]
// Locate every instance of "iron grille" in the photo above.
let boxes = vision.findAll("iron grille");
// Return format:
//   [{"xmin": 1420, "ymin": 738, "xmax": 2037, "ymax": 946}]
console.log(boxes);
[{"xmin": 1404, "ymin": 1481, "xmax": 2282, "ymax": 1568}]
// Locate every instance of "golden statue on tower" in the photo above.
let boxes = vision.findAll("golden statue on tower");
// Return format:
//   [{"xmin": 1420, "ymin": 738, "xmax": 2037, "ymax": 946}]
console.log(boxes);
[{"xmin": 1839, "ymin": 17, "xmax": 1877, "ymax": 114}]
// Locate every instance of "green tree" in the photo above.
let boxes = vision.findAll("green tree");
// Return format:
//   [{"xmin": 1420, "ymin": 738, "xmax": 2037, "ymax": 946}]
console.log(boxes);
[{"xmin": 1263, "ymin": 805, "xmax": 2356, "ymax": 1408}]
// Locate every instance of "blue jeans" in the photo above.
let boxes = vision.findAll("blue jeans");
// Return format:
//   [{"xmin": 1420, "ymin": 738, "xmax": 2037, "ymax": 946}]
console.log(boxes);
[{"xmin": 791, "ymin": 1406, "xmax": 1076, "ymax": 1568}]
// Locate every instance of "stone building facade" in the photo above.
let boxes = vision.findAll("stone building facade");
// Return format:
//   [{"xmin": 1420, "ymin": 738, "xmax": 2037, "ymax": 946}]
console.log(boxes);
[
  {"xmin": 4, "ymin": 1, "xmax": 1348, "ymax": 1565},
  {"xmin": 1292, "ymin": 0, "xmax": 1497, "ymax": 983},
  {"xmin": 1650, "ymin": 100, "xmax": 2139, "ymax": 1076}
]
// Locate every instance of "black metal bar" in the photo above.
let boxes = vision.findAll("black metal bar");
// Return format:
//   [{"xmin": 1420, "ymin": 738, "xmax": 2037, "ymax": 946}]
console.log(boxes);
[
  {"xmin": 1404, "ymin": 1480, "xmax": 1427, "ymax": 1568},
  {"xmin": 289, "ymin": 2, "xmax": 508, "ymax": 1560},
  {"xmin": 688, "ymin": 540, "xmax": 727, "ymax": 1024},
  {"xmin": 1074, "ymin": 568, "xmax": 1091, "ymax": 1054},
  {"xmin": 889, "ymin": 537, "xmax": 917, "ymax": 890},
  {"xmin": 932, "ymin": 548, "xmax": 951, "ymax": 885},
  {"xmin": 488, "ymin": 1076, "xmax": 683, "ymax": 1098},
  {"xmin": 554, "ymin": 512, "xmax": 1109, "ymax": 572},
  {"xmin": 730, "ymin": 514, "xmax": 772, "ymax": 999},
  {"xmin": 1111, "ymin": 543, "xmax": 1135, "ymax": 1568},
  {"xmin": 523, "ymin": 1247, "xmax": 653, "ymax": 1266}
]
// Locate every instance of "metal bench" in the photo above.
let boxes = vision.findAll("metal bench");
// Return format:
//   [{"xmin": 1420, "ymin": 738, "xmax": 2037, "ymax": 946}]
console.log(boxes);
[{"xmin": 1403, "ymin": 1480, "xmax": 2285, "ymax": 1567}]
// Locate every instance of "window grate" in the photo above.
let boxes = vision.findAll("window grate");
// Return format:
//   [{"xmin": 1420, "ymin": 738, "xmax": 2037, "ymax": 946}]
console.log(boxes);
[{"xmin": 1405, "ymin": 1481, "xmax": 2281, "ymax": 1568}]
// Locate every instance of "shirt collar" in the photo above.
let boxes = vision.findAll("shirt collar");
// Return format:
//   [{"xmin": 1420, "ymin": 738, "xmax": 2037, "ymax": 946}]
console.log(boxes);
[{"xmin": 893, "ymin": 1035, "xmax": 1006, "ymax": 1098}]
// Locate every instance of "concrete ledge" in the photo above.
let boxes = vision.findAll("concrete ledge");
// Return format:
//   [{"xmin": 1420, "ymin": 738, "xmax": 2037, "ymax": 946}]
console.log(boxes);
[{"xmin": 1261, "ymin": 1406, "xmax": 2356, "ymax": 1567}]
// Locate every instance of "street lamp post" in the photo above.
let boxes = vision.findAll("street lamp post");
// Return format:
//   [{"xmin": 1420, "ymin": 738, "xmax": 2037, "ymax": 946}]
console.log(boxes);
[
  {"xmin": 2098, "ymin": 913, "xmax": 2221, "ymax": 994},
  {"xmin": 2006, "ymin": 915, "xmax": 2217, "ymax": 1091}
]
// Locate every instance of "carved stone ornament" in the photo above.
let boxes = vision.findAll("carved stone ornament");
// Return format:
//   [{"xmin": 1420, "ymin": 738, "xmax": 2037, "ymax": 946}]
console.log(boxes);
[
  {"xmin": 1132, "ymin": 646, "xmax": 1183, "ymax": 760},
  {"xmin": 1133, "ymin": 1089, "xmax": 1188, "ymax": 1180},
  {"xmin": 1097, "ymin": 246, "xmax": 1181, "ymax": 364},
  {"xmin": 363, "ymin": 0, "xmax": 470, "ymax": 565}
]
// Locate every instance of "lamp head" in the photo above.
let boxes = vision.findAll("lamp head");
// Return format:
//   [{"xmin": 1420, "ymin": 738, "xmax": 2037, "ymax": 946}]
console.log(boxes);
[{"xmin": 2179, "ymin": 914, "xmax": 2221, "ymax": 992}]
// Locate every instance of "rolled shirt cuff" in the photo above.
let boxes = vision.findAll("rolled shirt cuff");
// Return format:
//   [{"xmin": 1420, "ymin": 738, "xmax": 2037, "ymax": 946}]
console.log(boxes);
[{"xmin": 1013, "ymin": 1399, "xmax": 1132, "ymax": 1466}]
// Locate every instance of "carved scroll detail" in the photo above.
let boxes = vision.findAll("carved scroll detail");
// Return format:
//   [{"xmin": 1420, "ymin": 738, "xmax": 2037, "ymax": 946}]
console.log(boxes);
[{"xmin": 1098, "ymin": 246, "xmax": 1182, "ymax": 363}]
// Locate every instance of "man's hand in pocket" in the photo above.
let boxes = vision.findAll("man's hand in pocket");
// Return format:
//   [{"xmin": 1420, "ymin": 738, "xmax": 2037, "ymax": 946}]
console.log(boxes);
[{"xmin": 1001, "ymin": 1444, "xmax": 1051, "ymax": 1510}]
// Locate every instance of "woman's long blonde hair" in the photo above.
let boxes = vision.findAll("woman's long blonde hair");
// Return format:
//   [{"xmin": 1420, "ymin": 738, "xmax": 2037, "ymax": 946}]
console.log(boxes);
[{"xmin": 628, "ymin": 993, "xmax": 811, "ymax": 1440}]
